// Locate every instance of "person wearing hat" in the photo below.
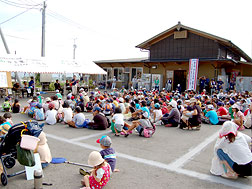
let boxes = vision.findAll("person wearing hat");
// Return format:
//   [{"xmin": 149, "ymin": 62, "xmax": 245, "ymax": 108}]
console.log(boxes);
[
  {"xmin": 42, "ymin": 97, "xmax": 51, "ymax": 113},
  {"xmin": 124, "ymin": 111, "xmax": 153, "ymax": 137},
  {"xmin": 203, "ymin": 105, "xmax": 221, "ymax": 125},
  {"xmin": 34, "ymin": 103, "xmax": 45, "ymax": 121},
  {"xmin": 152, "ymin": 103, "xmax": 162, "ymax": 124},
  {"xmin": 231, "ymin": 104, "xmax": 245, "ymax": 130},
  {"xmin": 0, "ymin": 116, "xmax": 11, "ymax": 138},
  {"xmin": 81, "ymin": 151, "xmax": 111, "ymax": 189},
  {"xmin": 118, "ymin": 97, "xmax": 126, "ymax": 114},
  {"xmin": 210, "ymin": 121, "xmax": 252, "ymax": 179},
  {"xmin": 88, "ymin": 107, "xmax": 109, "ymax": 130},
  {"xmin": 96, "ymin": 135, "xmax": 119, "ymax": 172},
  {"xmin": 55, "ymin": 89, "xmax": 62, "ymax": 100},
  {"xmin": 45, "ymin": 103, "xmax": 57, "ymax": 125},
  {"xmin": 36, "ymin": 91, "xmax": 44, "ymax": 104},
  {"xmin": 2, "ymin": 97, "xmax": 11, "ymax": 112},
  {"xmin": 161, "ymin": 100, "xmax": 180, "ymax": 127}
]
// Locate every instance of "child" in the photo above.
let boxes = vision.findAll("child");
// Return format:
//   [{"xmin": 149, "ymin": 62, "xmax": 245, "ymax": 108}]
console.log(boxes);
[
  {"xmin": 12, "ymin": 99, "xmax": 21, "ymax": 113},
  {"xmin": 43, "ymin": 97, "xmax": 51, "ymax": 113},
  {"xmin": 0, "ymin": 116, "xmax": 11, "ymax": 137},
  {"xmin": 2, "ymin": 97, "xmax": 11, "ymax": 112},
  {"xmin": 36, "ymin": 92, "xmax": 44, "ymax": 104},
  {"xmin": 112, "ymin": 107, "xmax": 128, "ymax": 136},
  {"xmin": 62, "ymin": 102, "xmax": 73, "ymax": 124},
  {"xmin": 45, "ymin": 103, "xmax": 57, "ymax": 125},
  {"xmin": 152, "ymin": 103, "xmax": 162, "ymax": 124},
  {"xmin": 3, "ymin": 112, "xmax": 13, "ymax": 126},
  {"xmin": 68, "ymin": 106, "xmax": 85, "ymax": 128},
  {"xmin": 96, "ymin": 135, "xmax": 119, "ymax": 172},
  {"xmin": 81, "ymin": 151, "xmax": 111, "ymax": 189},
  {"xmin": 34, "ymin": 103, "xmax": 45, "ymax": 121}
]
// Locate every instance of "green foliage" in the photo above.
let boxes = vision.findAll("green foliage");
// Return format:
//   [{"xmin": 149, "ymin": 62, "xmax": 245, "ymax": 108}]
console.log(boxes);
[
  {"xmin": 35, "ymin": 73, "xmax": 40, "ymax": 85},
  {"xmin": 49, "ymin": 82, "xmax": 55, "ymax": 91}
]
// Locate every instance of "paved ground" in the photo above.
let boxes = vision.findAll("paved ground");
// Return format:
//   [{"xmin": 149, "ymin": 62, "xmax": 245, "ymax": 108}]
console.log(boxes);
[{"xmin": 0, "ymin": 97, "xmax": 251, "ymax": 189}]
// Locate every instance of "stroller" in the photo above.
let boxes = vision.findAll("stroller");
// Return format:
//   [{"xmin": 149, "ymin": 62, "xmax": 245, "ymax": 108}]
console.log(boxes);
[{"xmin": 0, "ymin": 121, "xmax": 43, "ymax": 186}]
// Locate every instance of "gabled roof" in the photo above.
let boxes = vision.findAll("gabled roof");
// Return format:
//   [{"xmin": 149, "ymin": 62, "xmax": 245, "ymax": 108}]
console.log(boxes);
[{"xmin": 136, "ymin": 22, "xmax": 252, "ymax": 62}]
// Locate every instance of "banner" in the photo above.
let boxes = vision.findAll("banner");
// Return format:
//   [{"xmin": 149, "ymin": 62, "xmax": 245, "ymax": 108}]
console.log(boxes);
[
  {"xmin": 187, "ymin": 59, "xmax": 199, "ymax": 90},
  {"xmin": 0, "ymin": 72, "xmax": 8, "ymax": 87}
]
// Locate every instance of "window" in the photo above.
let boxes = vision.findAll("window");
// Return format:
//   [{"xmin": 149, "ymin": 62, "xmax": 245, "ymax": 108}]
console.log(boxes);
[
  {"xmin": 131, "ymin": 68, "xmax": 143, "ymax": 80},
  {"xmin": 113, "ymin": 68, "xmax": 123, "ymax": 81}
]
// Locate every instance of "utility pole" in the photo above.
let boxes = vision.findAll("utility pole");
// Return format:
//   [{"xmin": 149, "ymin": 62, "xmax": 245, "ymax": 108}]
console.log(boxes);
[
  {"xmin": 73, "ymin": 38, "xmax": 77, "ymax": 59},
  {"xmin": 41, "ymin": 1, "xmax": 46, "ymax": 57}
]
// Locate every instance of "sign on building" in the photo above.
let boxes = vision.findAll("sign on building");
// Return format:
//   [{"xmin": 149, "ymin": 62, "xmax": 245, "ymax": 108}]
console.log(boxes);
[{"xmin": 187, "ymin": 59, "xmax": 199, "ymax": 91}]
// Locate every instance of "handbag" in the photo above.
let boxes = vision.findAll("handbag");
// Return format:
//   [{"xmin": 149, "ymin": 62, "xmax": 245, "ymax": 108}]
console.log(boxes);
[{"xmin": 16, "ymin": 144, "xmax": 35, "ymax": 167}]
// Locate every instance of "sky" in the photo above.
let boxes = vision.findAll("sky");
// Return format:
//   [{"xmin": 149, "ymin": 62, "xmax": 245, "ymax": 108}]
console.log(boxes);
[{"xmin": 0, "ymin": 0, "xmax": 252, "ymax": 63}]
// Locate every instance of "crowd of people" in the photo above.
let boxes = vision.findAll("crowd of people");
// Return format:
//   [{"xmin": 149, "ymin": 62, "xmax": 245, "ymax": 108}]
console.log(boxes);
[{"xmin": 0, "ymin": 83, "xmax": 251, "ymax": 187}]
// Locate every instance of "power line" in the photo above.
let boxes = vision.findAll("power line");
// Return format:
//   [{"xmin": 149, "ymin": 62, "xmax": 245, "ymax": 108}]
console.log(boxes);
[
  {"xmin": 0, "ymin": 0, "xmax": 41, "ymax": 9},
  {"xmin": 1, "ymin": 0, "xmax": 39, "ymax": 6},
  {"xmin": 0, "ymin": 5, "xmax": 38, "ymax": 25}
]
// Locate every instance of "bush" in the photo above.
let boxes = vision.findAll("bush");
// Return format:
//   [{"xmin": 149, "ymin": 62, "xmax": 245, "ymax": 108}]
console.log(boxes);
[{"xmin": 49, "ymin": 82, "xmax": 55, "ymax": 91}]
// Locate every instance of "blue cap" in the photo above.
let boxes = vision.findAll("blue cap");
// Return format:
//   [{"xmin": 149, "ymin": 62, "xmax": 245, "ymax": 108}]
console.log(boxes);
[
  {"xmin": 93, "ymin": 106, "xmax": 101, "ymax": 112},
  {"xmin": 154, "ymin": 103, "xmax": 160, "ymax": 108}
]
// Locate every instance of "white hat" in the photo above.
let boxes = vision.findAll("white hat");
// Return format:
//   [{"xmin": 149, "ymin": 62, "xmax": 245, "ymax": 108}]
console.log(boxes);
[
  {"xmin": 231, "ymin": 104, "xmax": 240, "ymax": 110},
  {"xmin": 119, "ymin": 97, "xmax": 124, "ymax": 102},
  {"xmin": 207, "ymin": 105, "xmax": 214, "ymax": 110},
  {"xmin": 219, "ymin": 121, "xmax": 238, "ymax": 138},
  {"xmin": 168, "ymin": 100, "xmax": 177, "ymax": 108},
  {"xmin": 88, "ymin": 151, "xmax": 104, "ymax": 167},
  {"xmin": 55, "ymin": 90, "xmax": 59, "ymax": 93},
  {"xmin": 79, "ymin": 88, "xmax": 84, "ymax": 92}
]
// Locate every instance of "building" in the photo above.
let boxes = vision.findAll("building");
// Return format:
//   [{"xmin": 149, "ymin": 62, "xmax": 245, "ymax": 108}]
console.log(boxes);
[{"xmin": 94, "ymin": 22, "xmax": 252, "ymax": 91}]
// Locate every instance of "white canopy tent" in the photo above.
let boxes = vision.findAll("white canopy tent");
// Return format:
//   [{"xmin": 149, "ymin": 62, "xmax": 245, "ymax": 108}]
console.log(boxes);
[{"xmin": 0, "ymin": 54, "xmax": 107, "ymax": 74}]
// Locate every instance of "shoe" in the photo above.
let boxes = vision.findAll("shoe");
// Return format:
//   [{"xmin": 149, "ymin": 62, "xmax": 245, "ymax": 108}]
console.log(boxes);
[
  {"xmin": 115, "ymin": 134, "xmax": 120, "ymax": 137},
  {"xmin": 165, "ymin": 124, "xmax": 173, "ymax": 127},
  {"xmin": 221, "ymin": 172, "xmax": 238, "ymax": 179},
  {"xmin": 124, "ymin": 133, "xmax": 129, "ymax": 137},
  {"xmin": 79, "ymin": 168, "xmax": 90, "ymax": 176}
]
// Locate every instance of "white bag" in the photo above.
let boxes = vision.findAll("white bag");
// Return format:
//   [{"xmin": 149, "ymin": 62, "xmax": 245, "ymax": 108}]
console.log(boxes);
[{"xmin": 244, "ymin": 111, "xmax": 251, "ymax": 128}]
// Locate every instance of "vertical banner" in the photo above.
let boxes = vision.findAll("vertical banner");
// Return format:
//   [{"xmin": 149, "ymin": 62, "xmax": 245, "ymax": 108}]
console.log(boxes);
[
  {"xmin": 0, "ymin": 72, "xmax": 8, "ymax": 88},
  {"xmin": 187, "ymin": 59, "xmax": 199, "ymax": 91}
]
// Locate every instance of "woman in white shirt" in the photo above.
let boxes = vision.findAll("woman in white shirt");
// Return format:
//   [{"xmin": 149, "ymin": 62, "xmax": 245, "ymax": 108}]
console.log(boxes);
[
  {"xmin": 62, "ymin": 102, "xmax": 73, "ymax": 123},
  {"xmin": 152, "ymin": 103, "xmax": 162, "ymax": 124},
  {"xmin": 210, "ymin": 121, "xmax": 252, "ymax": 179}
]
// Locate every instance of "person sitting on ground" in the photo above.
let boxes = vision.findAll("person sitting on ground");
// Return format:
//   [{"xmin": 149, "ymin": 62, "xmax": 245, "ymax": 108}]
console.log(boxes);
[
  {"xmin": 131, "ymin": 100, "xmax": 150, "ymax": 119},
  {"xmin": 161, "ymin": 100, "xmax": 180, "ymax": 127},
  {"xmin": 34, "ymin": 103, "xmax": 45, "ymax": 121},
  {"xmin": 28, "ymin": 96, "xmax": 38, "ymax": 117},
  {"xmin": 217, "ymin": 102, "xmax": 228, "ymax": 117},
  {"xmin": 88, "ymin": 107, "xmax": 108, "ymax": 130},
  {"xmin": 36, "ymin": 92, "xmax": 43, "ymax": 104},
  {"xmin": 125, "ymin": 111, "xmax": 153, "ymax": 137},
  {"xmin": 210, "ymin": 121, "xmax": 252, "ymax": 179},
  {"xmin": 118, "ymin": 97, "xmax": 126, "ymax": 114},
  {"xmin": 3, "ymin": 112, "xmax": 13, "ymax": 126},
  {"xmin": 203, "ymin": 105, "xmax": 224, "ymax": 125},
  {"xmin": 86, "ymin": 100, "xmax": 94, "ymax": 112},
  {"xmin": 96, "ymin": 135, "xmax": 119, "ymax": 172},
  {"xmin": 2, "ymin": 97, "xmax": 11, "ymax": 112},
  {"xmin": 62, "ymin": 102, "xmax": 73, "ymax": 124},
  {"xmin": 180, "ymin": 98, "xmax": 201, "ymax": 129},
  {"xmin": 152, "ymin": 103, "xmax": 162, "ymax": 125},
  {"xmin": 55, "ymin": 89, "xmax": 62, "ymax": 100},
  {"xmin": 231, "ymin": 104, "xmax": 245, "ymax": 130},
  {"xmin": 42, "ymin": 97, "xmax": 51, "ymax": 113},
  {"xmin": 45, "ymin": 103, "xmax": 57, "ymax": 125},
  {"xmin": 112, "ymin": 107, "xmax": 129, "ymax": 136},
  {"xmin": 243, "ymin": 102, "xmax": 252, "ymax": 129},
  {"xmin": 103, "ymin": 99, "xmax": 112, "ymax": 116},
  {"xmin": 68, "ymin": 106, "xmax": 86, "ymax": 128},
  {"xmin": 81, "ymin": 151, "xmax": 111, "ymax": 189},
  {"xmin": 77, "ymin": 96, "xmax": 85, "ymax": 112},
  {"xmin": 12, "ymin": 99, "xmax": 21, "ymax": 113},
  {"xmin": 51, "ymin": 95, "xmax": 60, "ymax": 111}
]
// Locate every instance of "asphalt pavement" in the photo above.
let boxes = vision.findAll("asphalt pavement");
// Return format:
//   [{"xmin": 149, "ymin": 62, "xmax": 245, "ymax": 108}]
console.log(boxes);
[{"xmin": 0, "ymin": 97, "xmax": 251, "ymax": 189}]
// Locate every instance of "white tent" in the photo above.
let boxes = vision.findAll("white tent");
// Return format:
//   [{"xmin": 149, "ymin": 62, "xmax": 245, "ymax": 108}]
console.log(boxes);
[{"xmin": 0, "ymin": 54, "xmax": 107, "ymax": 74}]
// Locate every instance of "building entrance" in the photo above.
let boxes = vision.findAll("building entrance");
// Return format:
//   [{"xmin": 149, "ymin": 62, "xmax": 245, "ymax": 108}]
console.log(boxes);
[{"xmin": 173, "ymin": 70, "xmax": 187, "ymax": 92}]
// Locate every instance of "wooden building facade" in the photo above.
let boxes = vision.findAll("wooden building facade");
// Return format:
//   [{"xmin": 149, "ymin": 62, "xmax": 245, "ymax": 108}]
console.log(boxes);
[{"xmin": 95, "ymin": 22, "xmax": 252, "ymax": 91}]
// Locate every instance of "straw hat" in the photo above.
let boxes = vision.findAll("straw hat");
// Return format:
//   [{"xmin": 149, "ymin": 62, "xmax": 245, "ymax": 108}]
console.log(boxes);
[{"xmin": 88, "ymin": 151, "xmax": 104, "ymax": 167}]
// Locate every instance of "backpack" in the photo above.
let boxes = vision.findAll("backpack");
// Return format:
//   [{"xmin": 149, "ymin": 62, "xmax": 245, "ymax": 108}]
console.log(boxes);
[
  {"xmin": 142, "ymin": 120, "xmax": 156, "ymax": 138},
  {"xmin": 105, "ymin": 104, "xmax": 110, "ymax": 112}
]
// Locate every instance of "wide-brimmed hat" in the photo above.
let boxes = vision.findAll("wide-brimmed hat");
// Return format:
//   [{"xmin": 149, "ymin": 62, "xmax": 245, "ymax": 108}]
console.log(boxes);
[
  {"xmin": 190, "ymin": 98, "xmax": 197, "ymax": 103},
  {"xmin": 88, "ymin": 151, "xmax": 104, "ymax": 167},
  {"xmin": 45, "ymin": 97, "xmax": 51, "ymax": 102},
  {"xmin": 168, "ymin": 100, "xmax": 177, "ymax": 108}
]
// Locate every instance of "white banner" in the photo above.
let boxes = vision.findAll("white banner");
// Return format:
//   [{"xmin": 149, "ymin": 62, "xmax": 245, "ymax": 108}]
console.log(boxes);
[
  {"xmin": 187, "ymin": 59, "xmax": 199, "ymax": 90},
  {"xmin": 0, "ymin": 72, "xmax": 8, "ymax": 88}
]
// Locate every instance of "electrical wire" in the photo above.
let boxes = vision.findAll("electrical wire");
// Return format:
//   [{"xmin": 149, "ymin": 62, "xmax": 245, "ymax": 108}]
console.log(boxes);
[
  {"xmin": 0, "ymin": 0, "xmax": 41, "ymax": 9},
  {"xmin": 0, "ymin": 4, "xmax": 39, "ymax": 25},
  {"xmin": 2, "ymin": 0, "xmax": 39, "ymax": 6}
]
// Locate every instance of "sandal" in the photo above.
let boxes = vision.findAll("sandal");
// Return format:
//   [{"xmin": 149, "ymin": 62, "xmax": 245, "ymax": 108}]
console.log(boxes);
[
  {"xmin": 221, "ymin": 172, "xmax": 238, "ymax": 179},
  {"xmin": 79, "ymin": 168, "xmax": 90, "ymax": 176}
]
